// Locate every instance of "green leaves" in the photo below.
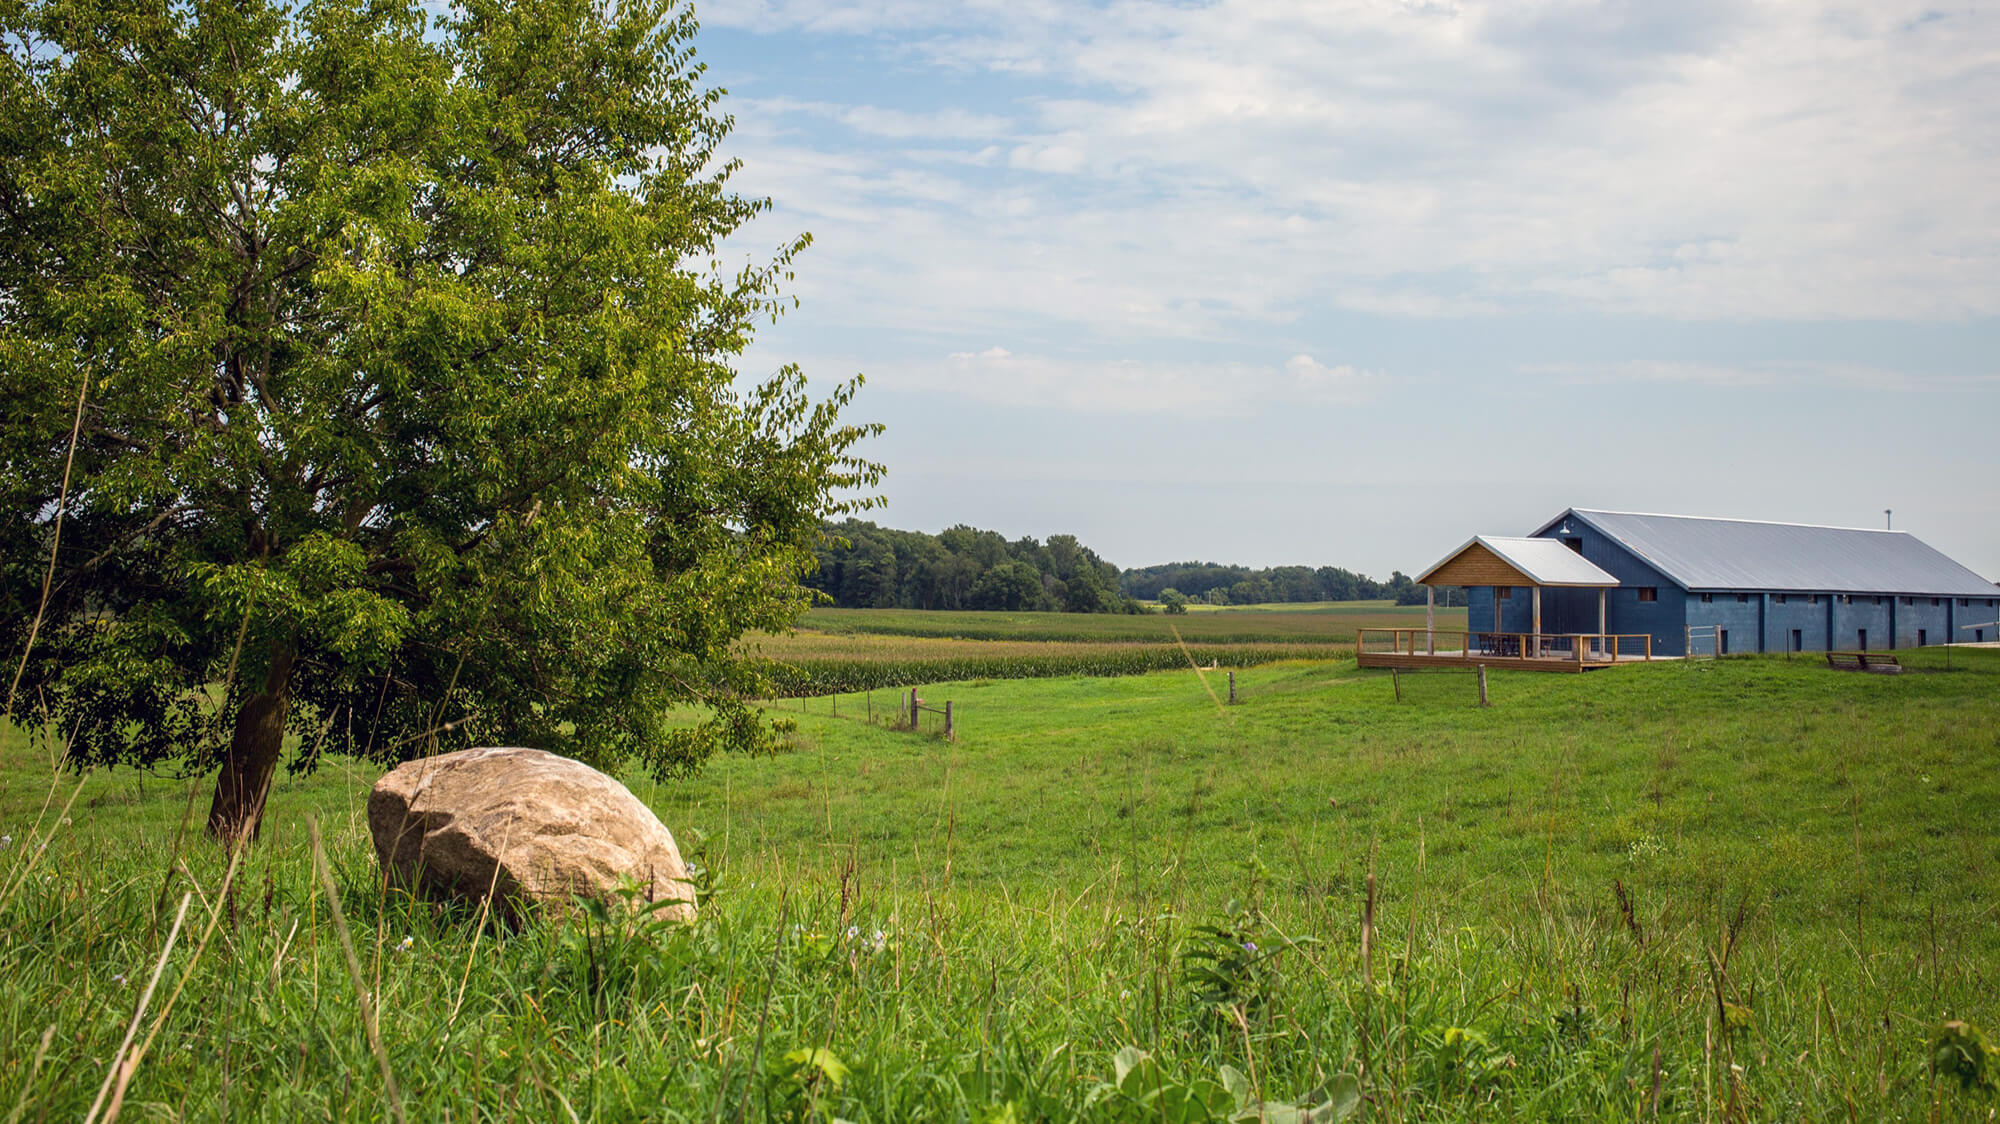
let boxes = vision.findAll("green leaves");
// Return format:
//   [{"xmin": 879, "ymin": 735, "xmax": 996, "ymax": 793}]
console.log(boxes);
[
  {"xmin": 765, "ymin": 1046, "xmax": 852, "ymax": 1123},
  {"xmin": 1935, "ymin": 1019, "xmax": 1999, "ymax": 1094},
  {"xmin": 1087, "ymin": 1048, "xmax": 1361, "ymax": 1124},
  {"xmin": 1, "ymin": 0, "xmax": 881, "ymax": 781}
]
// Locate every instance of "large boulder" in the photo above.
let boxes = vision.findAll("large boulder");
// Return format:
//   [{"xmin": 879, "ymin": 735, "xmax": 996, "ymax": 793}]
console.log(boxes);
[{"xmin": 368, "ymin": 746, "xmax": 695, "ymax": 923}]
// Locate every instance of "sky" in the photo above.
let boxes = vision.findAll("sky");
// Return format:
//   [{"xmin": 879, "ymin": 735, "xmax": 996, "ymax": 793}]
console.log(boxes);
[{"xmin": 691, "ymin": 0, "xmax": 2000, "ymax": 581}]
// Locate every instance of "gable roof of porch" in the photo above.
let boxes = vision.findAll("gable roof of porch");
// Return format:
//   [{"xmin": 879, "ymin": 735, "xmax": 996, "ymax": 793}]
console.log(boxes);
[{"xmin": 1418, "ymin": 536, "xmax": 1620, "ymax": 589}]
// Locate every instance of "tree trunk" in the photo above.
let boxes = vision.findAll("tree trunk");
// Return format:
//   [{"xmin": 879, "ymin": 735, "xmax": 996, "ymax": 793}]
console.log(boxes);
[{"xmin": 206, "ymin": 641, "xmax": 295, "ymax": 842}]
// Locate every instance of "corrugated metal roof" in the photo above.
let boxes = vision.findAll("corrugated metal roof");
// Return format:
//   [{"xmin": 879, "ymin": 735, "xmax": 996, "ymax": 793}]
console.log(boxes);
[
  {"xmin": 1479, "ymin": 536, "xmax": 1621, "ymax": 587},
  {"xmin": 1419, "ymin": 535, "xmax": 1619, "ymax": 586},
  {"xmin": 1536, "ymin": 509, "xmax": 1997, "ymax": 595}
]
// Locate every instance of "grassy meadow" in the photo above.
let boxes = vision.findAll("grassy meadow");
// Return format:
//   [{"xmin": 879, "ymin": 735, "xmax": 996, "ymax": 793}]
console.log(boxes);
[{"xmin": 2, "ymin": 647, "xmax": 1998, "ymax": 1120}]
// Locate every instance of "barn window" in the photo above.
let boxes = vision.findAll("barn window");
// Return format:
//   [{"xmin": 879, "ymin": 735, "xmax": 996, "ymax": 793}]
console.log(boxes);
[
  {"xmin": 1900, "ymin": 596, "xmax": 1914, "ymax": 606},
  {"xmin": 1809, "ymin": 595, "xmax": 1820, "ymax": 605},
  {"xmin": 1774, "ymin": 594, "xmax": 1788, "ymax": 604},
  {"xmin": 1699, "ymin": 593, "xmax": 1712, "ymax": 603},
  {"xmin": 1931, "ymin": 598, "xmax": 1941, "ymax": 607},
  {"xmin": 1737, "ymin": 594, "xmax": 1749, "ymax": 603},
  {"xmin": 1497, "ymin": 587, "xmax": 1512, "ymax": 600},
  {"xmin": 1636, "ymin": 587, "xmax": 1657, "ymax": 603},
  {"xmin": 1565, "ymin": 539, "xmax": 1583, "ymax": 554}
]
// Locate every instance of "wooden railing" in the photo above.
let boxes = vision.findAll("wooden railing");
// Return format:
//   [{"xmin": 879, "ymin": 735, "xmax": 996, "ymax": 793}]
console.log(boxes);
[{"xmin": 1356, "ymin": 628, "xmax": 1653, "ymax": 663}]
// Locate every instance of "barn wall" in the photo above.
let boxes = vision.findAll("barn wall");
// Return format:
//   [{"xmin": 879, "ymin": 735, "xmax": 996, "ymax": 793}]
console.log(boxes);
[
  {"xmin": 1958, "ymin": 595, "xmax": 2000, "ymax": 643},
  {"xmin": 1686, "ymin": 593, "xmax": 1763, "ymax": 654},
  {"xmin": 1894, "ymin": 597, "xmax": 1952, "ymax": 647},
  {"xmin": 1830, "ymin": 595, "xmax": 1893, "ymax": 650},
  {"xmin": 1762, "ymin": 595, "xmax": 1830, "ymax": 652},
  {"xmin": 1534, "ymin": 521, "xmax": 1685, "ymax": 655},
  {"xmin": 1465, "ymin": 586, "xmax": 1538, "ymax": 636},
  {"xmin": 1541, "ymin": 586, "xmax": 1607, "ymax": 634}
]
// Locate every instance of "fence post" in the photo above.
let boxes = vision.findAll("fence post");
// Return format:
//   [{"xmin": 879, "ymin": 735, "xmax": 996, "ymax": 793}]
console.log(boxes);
[
  {"xmin": 1391, "ymin": 667, "xmax": 1402, "ymax": 703},
  {"xmin": 909, "ymin": 689, "xmax": 919, "ymax": 731},
  {"xmin": 1228, "ymin": 671, "xmax": 1237, "ymax": 705},
  {"xmin": 944, "ymin": 701, "xmax": 953, "ymax": 742},
  {"xmin": 1477, "ymin": 664, "xmax": 1489, "ymax": 707}
]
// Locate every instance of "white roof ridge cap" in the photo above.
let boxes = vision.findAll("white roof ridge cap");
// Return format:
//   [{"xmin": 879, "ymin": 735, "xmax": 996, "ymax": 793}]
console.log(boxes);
[{"xmin": 1573, "ymin": 509, "xmax": 1909, "ymax": 535}]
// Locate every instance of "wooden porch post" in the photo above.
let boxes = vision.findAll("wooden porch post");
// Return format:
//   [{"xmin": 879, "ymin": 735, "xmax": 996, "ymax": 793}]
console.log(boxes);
[
  {"xmin": 1598, "ymin": 588, "xmax": 1607, "ymax": 656},
  {"xmin": 1426, "ymin": 586, "xmax": 1436, "ymax": 655},
  {"xmin": 1532, "ymin": 586, "xmax": 1542, "ymax": 658}
]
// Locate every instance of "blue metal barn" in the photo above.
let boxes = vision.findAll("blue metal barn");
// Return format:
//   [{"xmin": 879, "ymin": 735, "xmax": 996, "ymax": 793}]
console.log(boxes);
[{"xmin": 1448, "ymin": 509, "xmax": 1999, "ymax": 658}]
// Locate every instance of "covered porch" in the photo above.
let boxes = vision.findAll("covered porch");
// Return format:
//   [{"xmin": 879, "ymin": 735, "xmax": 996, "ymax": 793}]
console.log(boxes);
[
  {"xmin": 1356, "ymin": 627, "xmax": 1655, "ymax": 672},
  {"xmin": 1356, "ymin": 535, "xmax": 1643, "ymax": 672}
]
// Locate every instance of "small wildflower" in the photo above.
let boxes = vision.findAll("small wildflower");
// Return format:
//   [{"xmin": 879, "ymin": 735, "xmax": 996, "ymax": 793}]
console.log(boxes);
[
  {"xmin": 845, "ymin": 925, "xmax": 860, "ymax": 943},
  {"xmin": 394, "ymin": 936, "xmax": 414, "ymax": 954},
  {"xmin": 1241, "ymin": 941, "xmax": 1257, "ymax": 954},
  {"xmin": 1119, "ymin": 989, "xmax": 1131, "ymax": 1001},
  {"xmin": 112, "ymin": 973, "xmax": 128, "ymax": 987},
  {"xmin": 59, "ymin": 817, "xmax": 70, "ymax": 826},
  {"xmin": 869, "ymin": 929, "xmax": 888, "ymax": 954},
  {"xmin": 0, "ymin": 834, "xmax": 11, "ymax": 849}
]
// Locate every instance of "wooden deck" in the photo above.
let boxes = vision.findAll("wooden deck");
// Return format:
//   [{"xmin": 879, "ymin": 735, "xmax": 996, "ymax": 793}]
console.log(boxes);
[{"xmin": 1356, "ymin": 629, "xmax": 1656, "ymax": 674}]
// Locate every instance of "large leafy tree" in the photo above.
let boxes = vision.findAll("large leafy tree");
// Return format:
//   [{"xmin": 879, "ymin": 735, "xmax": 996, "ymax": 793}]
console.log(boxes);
[{"xmin": 0, "ymin": 0, "xmax": 881, "ymax": 839}]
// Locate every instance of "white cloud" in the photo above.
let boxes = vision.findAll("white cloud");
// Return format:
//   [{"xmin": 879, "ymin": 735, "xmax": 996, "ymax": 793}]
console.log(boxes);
[
  {"xmin": 844, "ymin": 347, "xmax": 1391, "ymax": 415},
  {"xmin": 1526, "ymin": 360, "xmax": 1789, "ymax": 387},
  {"xmin": 738, "ymin": 98, "xmax": 1014, "ymax": 141},
  {"xmin": 1525, "ymin": 360, "xmax": 2000, "ymax": 391},
  {"xmin": 709, "ymin": 0, "xmax": 2000, "ymax": 333},
  {"xmin": 1286, "ymin": 355, "xmax": 1382, "ymax": 400}
]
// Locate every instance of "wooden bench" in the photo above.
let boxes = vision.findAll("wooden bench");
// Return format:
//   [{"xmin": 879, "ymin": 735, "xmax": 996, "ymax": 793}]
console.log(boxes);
[{"xmin": 1826, "ymin": 651, "xmax": 1902, "ymax": 674}]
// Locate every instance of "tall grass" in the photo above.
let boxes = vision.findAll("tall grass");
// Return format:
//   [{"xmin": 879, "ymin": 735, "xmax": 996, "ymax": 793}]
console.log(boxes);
[{"xmin": 1, "ymin": 650, "xmax": 1996, "ymax": 1120}]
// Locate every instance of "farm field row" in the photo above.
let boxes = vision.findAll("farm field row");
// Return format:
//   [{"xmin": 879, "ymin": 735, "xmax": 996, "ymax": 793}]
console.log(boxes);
[
  {"xmin": 742, "ymin": 630, "xmax": 1333, "ymax": 694},
  {"xmin": 4, "ymin": 647, "xmax": 1996, "ymax": 1119}
]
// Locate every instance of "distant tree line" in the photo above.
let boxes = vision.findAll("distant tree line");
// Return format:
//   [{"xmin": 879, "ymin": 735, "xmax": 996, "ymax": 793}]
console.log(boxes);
[
  {"xmin": 1121, "ymin": 562, "xmax": 1463, "ymax": 608},
  {"xmin": 808, "ymin": 521, "xmax": 1140, "ymax": 613},
  {"xmin": 810, "ymin": 521, "xmax": 1465, "ymax": 612}
]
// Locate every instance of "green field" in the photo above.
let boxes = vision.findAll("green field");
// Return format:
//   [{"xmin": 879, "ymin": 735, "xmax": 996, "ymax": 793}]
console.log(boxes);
[
  {"xmin": 3, "ymin": 647, "xmax": 1997, "ymax": 1120},
  {"xmin": 797, "ymin": 602, "xmax": 1460, "ymax": 644},
  {"xmin": 754, "ymin": 603, "xmax": 1470, "ymax": 694}
]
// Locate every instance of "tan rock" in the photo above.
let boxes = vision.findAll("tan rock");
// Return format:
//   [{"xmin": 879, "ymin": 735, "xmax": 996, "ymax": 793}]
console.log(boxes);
[{"xmin": 368, "ymin": 746, "xmax": 695, "ymax": 923}]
